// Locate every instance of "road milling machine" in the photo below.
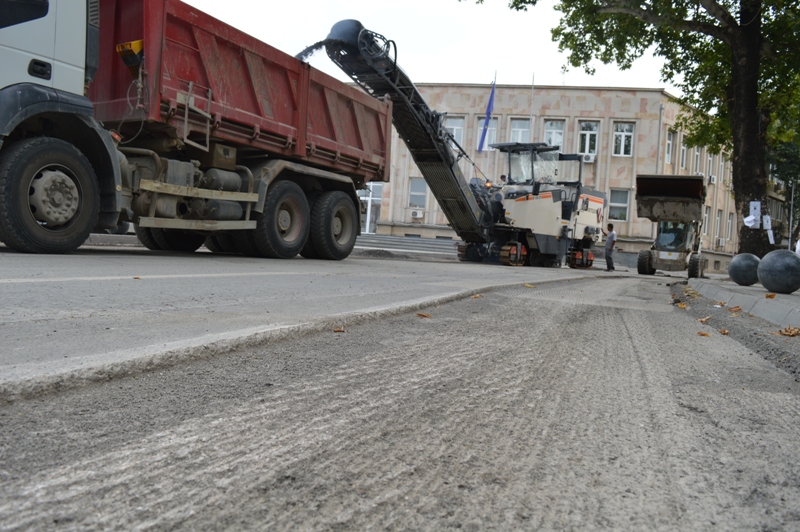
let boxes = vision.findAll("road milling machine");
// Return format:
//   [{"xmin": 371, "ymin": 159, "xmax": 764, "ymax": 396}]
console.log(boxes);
[
  {"xmin": 635, "ymin": 174, "xmax": 707, "ymax": 278},
  {"xmin": 323, "ymin": 20, "xmax": 607, "ymax": 268}
]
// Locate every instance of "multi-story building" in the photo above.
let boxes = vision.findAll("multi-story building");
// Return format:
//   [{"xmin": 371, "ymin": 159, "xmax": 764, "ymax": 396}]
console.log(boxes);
[{"xmin": 363, "ymin": 83, "xmax": 787, "ymax": 273}]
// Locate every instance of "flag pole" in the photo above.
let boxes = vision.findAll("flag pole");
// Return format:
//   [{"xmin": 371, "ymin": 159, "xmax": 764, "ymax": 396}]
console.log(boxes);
[{"xmin": 529, "ymin": 73, "xmax": 535, "ymax": 143}]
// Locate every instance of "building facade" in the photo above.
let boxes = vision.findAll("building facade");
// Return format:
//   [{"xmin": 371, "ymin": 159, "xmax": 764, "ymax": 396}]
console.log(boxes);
[{"xmin": 369, "ymin": 83, "xmax": 786, "ymax": 273}]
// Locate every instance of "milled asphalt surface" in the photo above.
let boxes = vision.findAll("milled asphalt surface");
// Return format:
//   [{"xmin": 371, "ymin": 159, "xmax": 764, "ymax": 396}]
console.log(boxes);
[
  {"xmin": 1, "ymin": 275, "xmax": 799, "ymax": 530},
  {"xmin": 0, "ymin": 241, "xmax": 590, "ymax": 400}
]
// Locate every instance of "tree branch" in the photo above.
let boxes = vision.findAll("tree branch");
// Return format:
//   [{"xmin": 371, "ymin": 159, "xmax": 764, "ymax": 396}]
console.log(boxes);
[
  {"xmin": 697, "ymin": 0, "xmax": 738, "ymax": 30},
  {"xmin": 596, "ymin": 3, "xmax": 732, "ymax": 45}
]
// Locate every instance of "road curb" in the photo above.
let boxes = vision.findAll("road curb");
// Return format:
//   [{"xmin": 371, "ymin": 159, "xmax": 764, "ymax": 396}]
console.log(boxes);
[
  {"xmin": 0, "ymin": 276, "xmax": 587, "ymax": 403},
  {"xmin": 689, "ymin": 279, "xmax": 800, "ymax": 328}
]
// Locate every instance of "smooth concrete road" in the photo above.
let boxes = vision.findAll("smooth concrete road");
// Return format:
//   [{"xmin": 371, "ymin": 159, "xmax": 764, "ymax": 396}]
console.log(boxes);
[{"xmin": 0, "ymin": 244, "xmax": 598, "ymax": 390}]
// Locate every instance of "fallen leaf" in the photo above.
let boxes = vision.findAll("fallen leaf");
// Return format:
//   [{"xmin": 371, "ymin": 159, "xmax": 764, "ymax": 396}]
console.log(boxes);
[
  {"xmin": 417, "ymin": 313, "xmax": 432, "ymax": 319},
  {"xmin": 779, "ymin": 327, "xmax": 800, "ymax": 337},
  {"xmin": 718, "ymin": 329, "xmax": 729, "ymax": 336},
  {"xmin": 333, "ymin": 327, "xmax": 345, "ymax": 333},
  {"xmin": 765, "ymin": 293, "xmax": 776, "ymax": 299},
  {"xmin": 677, "ymin": 302, "xmax": 687, "ymax": 309},
  {"xmin": 728, "ymin": 306, "xmax": 742, "ymax": 313},
  {"xmin": 133, "ymin": 276, "xmax": 141, "ymax": 280},
  {"xmin": 697, "ymin": 332, "xmax": 710, "ymax": 337},
  {"xmin": 524, "ymin": 284, "xmax": 537, "ymax": 289},
  {"xmin": 716, "ymin": 301, "xmax": 727, "ymax": 307},
  {"xmin": 471, "ymin": 294, "xmax": 483, "ymax": 299},
  {"xmin": 698, "ymin": 316, "xmax": 711, "ymax": 324}
]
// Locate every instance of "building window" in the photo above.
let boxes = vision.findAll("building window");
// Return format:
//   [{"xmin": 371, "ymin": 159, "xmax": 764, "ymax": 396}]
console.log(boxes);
[
  {"xmin": 768, "ymin": 197, "xmax": 783, "ymax": 221},
  {"xmin": 445, "ymin": 117, "xmax": 464, "ymax": 148},
  {"xmin": 720, "ymin": 155, "xmax": 726, "ymax": 183},
  {"xmin": 708, "ymin": 153, "xmax": 715, "ymax": 178},
  {"xmin": 716, "ymin": 209, "xmax": 722, "ymax": 238},
  {"xmin": 680, "ymin": 143, "xmax": 687, "ymax": 169},
  {"xmin": 476, "ymin": 117, "xmax": 498, "ymax": 151},
  {"xmin": 579, "ymin": 121, "xmax": 599, "ymax": 154},
  {"xmin": 714, "ymin": 260, "xmax": 721, "ymax": 271},
  {"xmin": 608, "ymin": 189, "xmax": 629, "ymax": 221},
  {"xmin": 695, "ymin": 149, "xmax": 701, "ymax": 174},
  {"xmin": 727, "ymin": 212, "xmax": 734, "ymax": 240},
  {"xmin": 666, "ymin": 131, "xmax": 673, "ymax": 164},
  {"xmin": 703, "ymin": 206, "xmax": 710, "ymax": 235},
  {"xmin": 613, "ymin": 123, "xmax": 634, "ymax": 156},
  {"xmin": 544, "ymin": 120, "xmax": 565, "ymax": 148},
  {"xmin": 408, "ymin": 178, "xmax": 427, "ymax": 208},
  {"xmin": 510, "ymin": 118, "xmax": 531, "ymax": 143}
]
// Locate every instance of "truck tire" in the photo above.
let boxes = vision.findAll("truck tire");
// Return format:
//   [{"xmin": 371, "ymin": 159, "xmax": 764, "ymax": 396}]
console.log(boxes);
[
  {"xmin": 134, "ymin": 225, "xmax": 162, "ymax": 250},
  {"xmin": 299, "ymin": 238, "xmax": 320, "ymax": 259},
  {"xmin": 214, "ymin": 234, "xmax": 238, "ymax": 253},
  {"xmin": 637, "ymin": 250, "xmax": 656, "ymax": 275},
  {"xmin": 308, "ymin": 191, "xmax": 357, "ymax": 260},
  {"xmin": 0, "ymin": 137, "xmax": 100, "ymax": 253},
  {"xmin": 232, "ymin": 230, "xmax": 263, "ymax": 257},
  {"xmin": 253, "ymin": 180, "xmax": 310, "ymax": 259},
  {"xmin": 151, "ymin": 229, "xmax": 206, "ymax": 253},
  {"xmin": 688, "ymin": 253, "xmax": 702, "ymax": 278},
  {"xmin": 204, "ymin": 236, "xmax": 225, "ymax": 253}
]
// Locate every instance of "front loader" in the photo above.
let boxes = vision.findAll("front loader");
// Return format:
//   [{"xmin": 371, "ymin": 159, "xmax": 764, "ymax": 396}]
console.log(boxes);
[{"xmin": 635, "ymin": 174, "xmax": 707, "ymax": 278}]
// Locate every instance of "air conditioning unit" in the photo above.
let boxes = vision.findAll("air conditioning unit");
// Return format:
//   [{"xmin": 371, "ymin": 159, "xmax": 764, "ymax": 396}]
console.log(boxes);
[
  {"xmin": 716, "ymin": 238, "xmax": 725, "ymax": 247},
  {"xmin": 708, "ymin": 175, "xmax": 716, "ymax": 184},
  {"xmin": 582, "ymin": 153, "xmax": 596, "ymax": 164},
  {"xmin": 410, "ymin": 209, "xmax": 424, "ymax": 219}
]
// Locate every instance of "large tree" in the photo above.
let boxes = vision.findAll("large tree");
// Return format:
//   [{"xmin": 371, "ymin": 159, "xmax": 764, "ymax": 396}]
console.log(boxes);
[{"xmin": 473, "ymin": 0, "xmax": 800, "ymax": 255}]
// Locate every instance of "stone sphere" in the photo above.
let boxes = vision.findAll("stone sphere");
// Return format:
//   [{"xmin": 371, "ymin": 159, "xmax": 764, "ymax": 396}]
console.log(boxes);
[
  {"xmin": 757, "ymin": 250, "xmax": 800, "ymax": 294},
  {"xmin": 728, "ymin": 253, "xmax": 761, "ymax": 286}
]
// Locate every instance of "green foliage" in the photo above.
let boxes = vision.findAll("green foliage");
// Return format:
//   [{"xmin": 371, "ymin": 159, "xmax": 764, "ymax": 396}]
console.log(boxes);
[
  {"xmin": 470, "ymin": 0, "xmax": 800, "ymax": 152},
  {"xmin": 769, "ymin": 141, "xmax": 800, "ymax": 240}
]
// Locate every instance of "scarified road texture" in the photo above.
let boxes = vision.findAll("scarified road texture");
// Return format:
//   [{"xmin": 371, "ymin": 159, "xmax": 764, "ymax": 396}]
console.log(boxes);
[{"xmin": 1, "ymin": 277, "xmax": 800, "ymax": 530}]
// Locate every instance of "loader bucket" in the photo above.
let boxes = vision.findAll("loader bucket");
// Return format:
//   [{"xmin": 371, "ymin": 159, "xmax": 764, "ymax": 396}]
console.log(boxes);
[{"xmin": 635, "ymin": 174, "xmax": 706, "ymax": 222}]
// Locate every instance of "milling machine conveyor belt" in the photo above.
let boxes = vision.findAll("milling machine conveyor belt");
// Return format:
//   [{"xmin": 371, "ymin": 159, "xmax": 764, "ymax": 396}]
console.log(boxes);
[{"xmin": 325, "ymin": 21, "xmax": 488, "ymax": 243}]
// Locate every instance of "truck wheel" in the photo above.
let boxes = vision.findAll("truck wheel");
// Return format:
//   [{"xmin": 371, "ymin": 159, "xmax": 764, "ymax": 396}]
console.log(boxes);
[
  {"xmin": 309, "ymin": 191, "xmax": 357, "ymax": 260},
  {"xmin": 637, "ymin": 250, "xmax": 656, "ymax": 275},
  {"xmin": 134, "ymin": 225, "xmax": 162, "ymax": 250},
  {"xmin": 0, "ymin": 137, "xmax": 99, "ymax": 253},
  {"xmin": 151, "ymin": 229, "xmax": 206, "ymax": 252},
  {"xmin": 214, "ymin": 234, "xmax": 238, "ymax": 253},
  {"xmin": 688, "ymin": 254, "xmax": 702, "ymax": 278},
  {"xmin": 254, "ymin": 181, "xmax": 310, "ymax": 259},
  {"xmin": 299, "ymin": 238, "xmax": 320, "ymax": 259},
  {"xmin": 204, "ymin": 236, "xmax": 226, "ymax": 253},
  {"xmin": 232, "ymin": 230, "xmax": 264, "ymax": 257}
]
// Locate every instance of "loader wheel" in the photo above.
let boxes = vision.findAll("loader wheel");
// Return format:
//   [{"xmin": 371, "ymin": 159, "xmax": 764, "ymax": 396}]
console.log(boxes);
[
  {"xmin": 637, "ymin": 250, "xmax": 656, "ymax": 275},
  {"xmin": 134, "ymin": 224, "xmax": 162, "ymax": 251},
  {"xmin": 688, "ymin": 253, "xmax": 703, "ymax": 279},
  {"xmin": 0, "ymin": 137, "xmax": 99, "ymax": 253},
  {"xmin": 254, "ymin": 180, "xmax": 310, "ymax": 259},
  {"xmin": 308, "ymin": 191, "xmax": 357, "ymax": 260},
  {"xmin": 151, "ymin": 229, "xmax": 206, "ymax": 253}
]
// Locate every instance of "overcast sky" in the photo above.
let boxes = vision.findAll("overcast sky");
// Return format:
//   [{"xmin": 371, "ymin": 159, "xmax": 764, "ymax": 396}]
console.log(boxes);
[{"xmin": 184, "ymin": 0, "xmax": 680, "ymax": 95}]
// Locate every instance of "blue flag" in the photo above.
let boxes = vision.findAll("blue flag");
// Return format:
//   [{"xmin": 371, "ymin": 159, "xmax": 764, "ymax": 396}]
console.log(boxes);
[{"xmin": 478, "ymin": 78, "xmax": 496, "ymax": 153}]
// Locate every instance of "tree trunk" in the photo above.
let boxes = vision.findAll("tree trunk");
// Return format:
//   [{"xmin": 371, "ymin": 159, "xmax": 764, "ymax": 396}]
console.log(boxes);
[{"xmin": 730, "ymin": 0, "xmax": 772, "ymax": 257}]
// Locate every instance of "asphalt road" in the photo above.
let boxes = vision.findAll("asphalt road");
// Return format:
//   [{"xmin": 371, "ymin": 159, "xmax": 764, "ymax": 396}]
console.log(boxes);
[
  {"xmin": 2, "ymin": 276, "xmax": 799, "ymax": 530},
  {"xmin": 0, "ymin": 244, "xmax": 592, "ymax": 394}
]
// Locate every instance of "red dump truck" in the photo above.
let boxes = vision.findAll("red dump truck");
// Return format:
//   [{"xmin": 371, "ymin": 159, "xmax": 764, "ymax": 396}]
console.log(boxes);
[{"xmin": 0, "ymin": 0, "xmax": 392, "ymax": 259}]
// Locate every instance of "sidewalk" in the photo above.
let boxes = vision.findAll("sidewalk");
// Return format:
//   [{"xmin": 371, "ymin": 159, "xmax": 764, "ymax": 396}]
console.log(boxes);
[{"xmin": 689, "ymin": 277, "xmax": 800, "ymax": 328}]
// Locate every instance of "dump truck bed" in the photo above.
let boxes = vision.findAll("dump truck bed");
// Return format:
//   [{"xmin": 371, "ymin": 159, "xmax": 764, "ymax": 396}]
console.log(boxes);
[
  {"xmin": 636, "ymin": 174, "xmax": 706, "ymax": 222},
  {"xmin": 88, "ymin": 0, "xmax": 392, "ymax": 184}
]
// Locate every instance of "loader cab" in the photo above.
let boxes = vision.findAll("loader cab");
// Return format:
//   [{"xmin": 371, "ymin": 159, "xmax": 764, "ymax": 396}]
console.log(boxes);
[{"xmin": 654, "ymin": 221, "xmax": 695, "ymax": 252}]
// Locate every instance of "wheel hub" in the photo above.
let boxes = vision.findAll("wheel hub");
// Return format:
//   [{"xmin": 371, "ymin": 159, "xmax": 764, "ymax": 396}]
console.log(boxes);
[
  {"xmin": 29, "ymin": 169, "xmax": 79, "ymax": 226},
  {"xmin": 278, "ymin": 209, "xmax": 292, "ymax": 232},
  {"xmin": 332, "ymin": 216, "xmax": 343, "ymax": 237}
]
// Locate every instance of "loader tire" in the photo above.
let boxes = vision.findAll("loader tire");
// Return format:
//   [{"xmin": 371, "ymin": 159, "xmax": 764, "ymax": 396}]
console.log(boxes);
[
  {"xmin": 688, "ymin": 253, "xmax": 702, "ymax": 279},
  {"xmin": 637, "ymin": 250, "xmax": 656, "ymax": 275},
  {"xmin": 0, "ymin": 137, "xmax": 99, "ymax": 253}
]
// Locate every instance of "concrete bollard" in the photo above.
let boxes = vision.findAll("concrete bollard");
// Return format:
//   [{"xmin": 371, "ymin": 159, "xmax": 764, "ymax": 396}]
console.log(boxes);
[
  {"xmin": 757, "ymin": 250, "xmax": 800, "ymax": 294},
  {"xmin": 728, "ymin": 253, "xmax": 761, "ymax": 286}
]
